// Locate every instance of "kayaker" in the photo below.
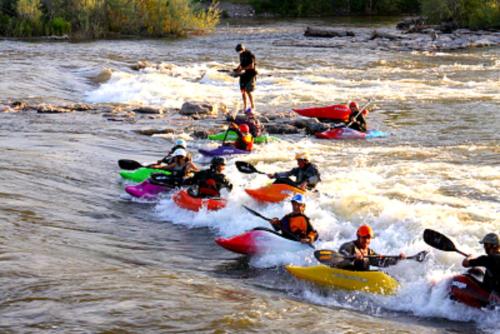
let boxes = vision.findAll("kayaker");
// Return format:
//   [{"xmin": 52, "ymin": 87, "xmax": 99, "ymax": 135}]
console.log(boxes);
[
  {"xmin": 158, "ymin": 149, "xmax": 199, "ymax": 185},
  {"xmin": 226, "ymin": 123, "xmax": 254, "ymax": 152},
  {"xmin": 149, "ymin": 139, "xmax": 189, "ymax": 168},
  {"xmin": 337, "ymin": 225, "xmax": 406, "ymax": 271},
  {"xmin": 185, "ymin": 157, "xmax": 233, "ymax": 198},
  {"xmin": 462, "ymin": 233, "xmax": 500, "ymax": 299},
  {"xmin": 228, "ymin": 108, "xmax": 263, "ymax": 137},
  {"xmin": 270, "ymin": 194, "xmax": 318, "ymax": 244},
  {"xmin": 346, "ymin": 101, "xmax": 367, "ymax": 133},
  {"xmin": 267, "ymin": 152, "xmax": 321, "ymax": 190},
  {"xmin": 234, "ymin": 43, "xmax": 257, "ymax": 112}
]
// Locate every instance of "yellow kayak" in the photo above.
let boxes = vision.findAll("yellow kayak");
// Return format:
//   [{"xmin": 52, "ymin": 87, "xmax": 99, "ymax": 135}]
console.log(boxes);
[{"xmin": 285, "ymin": 264, "xmax": 399, "ymax": 295}]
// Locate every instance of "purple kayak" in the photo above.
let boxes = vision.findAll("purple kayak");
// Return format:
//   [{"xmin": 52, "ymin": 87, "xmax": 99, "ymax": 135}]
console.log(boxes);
[
  {"xmin": 198, "ymin": 145, "xmax": 250, "ymax": 157},
  {"xmin": 125, "ymin": 180, "xmax": 171, "ymax": 199}
]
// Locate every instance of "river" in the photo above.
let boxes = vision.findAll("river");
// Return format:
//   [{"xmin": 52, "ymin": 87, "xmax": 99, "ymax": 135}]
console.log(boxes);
[{"xmin": 0, "ymin": 18, "xmax": 499, "ymax": 333}]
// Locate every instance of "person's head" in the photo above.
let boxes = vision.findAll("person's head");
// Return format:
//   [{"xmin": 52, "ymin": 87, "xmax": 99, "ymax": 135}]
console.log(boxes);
[
  {"xmin": 239, "ymin": 124, "xmax": 250, "ymax": 134},
  {"xmin": 349, "ymin": 101, "xmax": 359, "ymax": 113},
  {"xmin": 291, "ymin": 194, "xmax": 306, "ymax": 214},
  {"xmin": 479, "ymin": 233, "xmax": 499, "ymax": 255},
  {"xmin": 235, "ymin": 43, "xmax": 245, "ymax": 53},
  {"xmin": 211, "ymin": 157, "xmax": 226, "ymax": 173},
  {"xmin": 356, "ymin": 224, "xmax": 374, "ymax": 249},
  {"xmin": 295, "ymin": 152, "xmax": 310, "ymax": 168},
  {"xmin": 175, "ymin": 139, "xmax": 187, "ymax": 148},
  {"xmin": 173, "ymin": 148, "xmax": 187, "ymax": 163}
]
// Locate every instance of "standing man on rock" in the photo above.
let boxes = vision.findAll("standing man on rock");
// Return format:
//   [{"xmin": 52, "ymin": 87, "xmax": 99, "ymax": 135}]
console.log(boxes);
[{"xmin": 233, "ymin": 43, "xmax": 257, "ymax": 113}]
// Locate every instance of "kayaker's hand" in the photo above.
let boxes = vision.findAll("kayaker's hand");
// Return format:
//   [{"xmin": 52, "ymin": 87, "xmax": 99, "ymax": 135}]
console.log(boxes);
[
  {"xmin": 354, "ymin": 252, "xmax": 364, "ymax": 260},
  {"xmin": 399, "ymin": 252, "xmax": 406, "ymax": 260},
  {"xmin": 300, "ymin": 237, "xmax": 311, "ymax": 244},
  {"xmin": 298, "ymin": 182, "xmax": 307, "ymax": 190},
  {"xmin": 267, "ymin": 173, "xmax": 275, "ymax": 179},
  {"xmin": 270, "ymin": 218, "xmax": 280, "ymax": 226}
]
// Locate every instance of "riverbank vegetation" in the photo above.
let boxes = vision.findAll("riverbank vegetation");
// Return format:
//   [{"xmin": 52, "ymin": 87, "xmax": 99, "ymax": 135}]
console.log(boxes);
[
  {"xmin": 247, "ymin": 0, "xmax": 499, "ymax": 29},
  {"xmin": 0, "ymin": 0, "xmax": 220, "ymax": 38}
]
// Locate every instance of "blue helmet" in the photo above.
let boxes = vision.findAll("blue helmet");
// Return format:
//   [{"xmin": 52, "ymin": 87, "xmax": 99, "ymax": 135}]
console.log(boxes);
[{"xmin": 291, "ymin": 194, "xmax": 305, "ymax": 204}]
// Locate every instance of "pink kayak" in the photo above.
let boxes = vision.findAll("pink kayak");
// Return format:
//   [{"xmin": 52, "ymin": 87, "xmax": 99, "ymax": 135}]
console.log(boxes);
[
  {"xmin": 315, "ymin": 128, "xmax": 387, "ymax": 140},
  {"xmin": 125, "ymin": 180, "xmax": 171, "ymax": 199},
  {"xmin": 215, "ymin": 227, "xmax": 311, "ymax": 255}
]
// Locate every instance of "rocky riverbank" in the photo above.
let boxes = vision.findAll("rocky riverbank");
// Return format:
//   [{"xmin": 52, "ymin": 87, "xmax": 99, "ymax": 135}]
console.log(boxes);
[
  {"xmin": 276, "ymin": 17, "xmax": 500, "ymax": 52},
  {"xmin": 0, "ymin": 99, "xmax": 344, "ymax": 138}
]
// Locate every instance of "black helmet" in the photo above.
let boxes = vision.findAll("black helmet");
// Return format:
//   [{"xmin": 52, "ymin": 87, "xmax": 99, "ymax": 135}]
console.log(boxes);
[
  {"xmin": 211, "ymin": 157, "xmax": 226, "ymax": 167},
  {"xmin": 235, "ymin": 43, "xmax": 244, "ymax": 52}
]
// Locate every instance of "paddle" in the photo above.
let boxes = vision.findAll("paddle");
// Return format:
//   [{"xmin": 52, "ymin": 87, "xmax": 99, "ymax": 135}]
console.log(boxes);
[
  {"xmin": 314, "ymin": 249, "xmax": 428, "ymax": 267},
  {"xmin": 118, "ymin": 159, "xmax": 144, "ymax": 170},
  {"xmin": 235, "ymin": 161, "xmax": 266, "ymax": 175},
  {"xmin": 242, "ymin": 204, "xmax": 272, "ymax": 221},
  {"xmin": 423, "ymin": 229, "xmax": 469, "ymax": 257},
  {"xmin": 242, "ymin": 205, "xmax": 315, "ymax": 248}
]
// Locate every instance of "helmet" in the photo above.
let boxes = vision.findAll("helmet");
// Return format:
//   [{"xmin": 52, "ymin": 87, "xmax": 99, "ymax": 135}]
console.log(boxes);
[
  {"xmin": 349, "ymin": 101, "xmax": 359, "ymax": 110},
  {"xmin": 173, "ymin": 148, "xmax": 187, "ymax": 157},
  {"xmin": 239, "ymin": 124, "xmax": 250, "ymax": 133},
  {"xmin": 291, "ymin": 194, "xmax": 305, "ymax": 204},
  {"xmin": 480, "ymin": 233, "xmax": 499, "ymax": 246},
  {"xmin": 295, "ymin": 152, "xmax": 310, "ymax": 161},
  {"xmin": 235, "ymin": 43, "xmax": 244, "ymax": 52},
  {"xmin": 211, "ymin": 157, "xmax": 226, "ymax": 167},
  {"xmin": 357, "ymin": 225, "xmax": 374, "ymax": 238},
  {"xmin": 175, "ymin": 139, "xmax": 187, "ymax": 147}
]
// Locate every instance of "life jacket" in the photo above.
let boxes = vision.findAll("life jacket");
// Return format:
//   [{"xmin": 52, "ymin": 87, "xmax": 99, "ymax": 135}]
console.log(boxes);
[
  {"xmin": 235, "ymin": 133, "xmax": 253, "ymax": 151},
  {"xmin": 282, "ymin": 213, "xmax": 318, "ymax": 241},
  {"xmin": 198, "ymin": 178, "xmax": 220, "ymax": 198}
]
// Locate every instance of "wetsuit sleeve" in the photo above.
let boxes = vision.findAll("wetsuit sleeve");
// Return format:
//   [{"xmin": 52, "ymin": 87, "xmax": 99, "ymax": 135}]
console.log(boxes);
[
  {"xmin": 468, "ymin": 255, "xmax": 488, "ymax": 267},
  {"xmin": 275, "ymin": 168, "xmax": 297, "ymax": 179},
  {"xmin": 305, "ymin": 165, "xmax": 321, "ymax": 188}
]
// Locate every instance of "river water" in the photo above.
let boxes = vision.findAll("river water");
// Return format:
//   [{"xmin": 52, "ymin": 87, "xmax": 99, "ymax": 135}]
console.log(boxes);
[{"xmin": 0, "ymin": 18, "xmax": 499, "ymax": 333}]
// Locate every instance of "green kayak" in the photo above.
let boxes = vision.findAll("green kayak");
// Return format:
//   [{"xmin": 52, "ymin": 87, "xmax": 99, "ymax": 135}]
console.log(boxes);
[
  {"xmin": 119, "ymin": 168, "xmax": 171, "ymax": 183},
  {"xmin": 207, "ymin": 131, "xmax": 275, "ymax": 144}
]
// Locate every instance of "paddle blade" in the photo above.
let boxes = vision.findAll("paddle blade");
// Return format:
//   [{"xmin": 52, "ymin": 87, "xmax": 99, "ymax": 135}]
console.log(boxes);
[
  {"xmin": 236, "ymin": 161, "xmax": 259, "ymax": 174},
  {"xmin": 314, "ymin": 250, "xmax": 346, "ymax": 266},
  {"xmin": 423, "ymin": 229, "xmax": 457, "ymax": 252},
  {"xmin": 118, "ymin": 159, "xmax": 143, "ymax": 170},
  {"xmin": 410, "ymin": 250, "xmax": 429, "ymax": 263}
]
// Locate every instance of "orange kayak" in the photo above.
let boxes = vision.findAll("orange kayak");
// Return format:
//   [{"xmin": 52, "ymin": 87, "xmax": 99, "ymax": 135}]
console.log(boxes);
[
  {"xmin": 245, "ymin": 183, "xmax": 305, "ymax": 203},
  {"xmin": 172, "ymin": 189, "xmax": 226, "ymax": 212}
]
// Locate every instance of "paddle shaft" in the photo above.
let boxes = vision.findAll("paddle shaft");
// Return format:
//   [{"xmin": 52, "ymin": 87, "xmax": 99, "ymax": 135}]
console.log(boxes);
[
  {"xmin": 345, "ymin": 100, "xmax": 372, "ymax": 128},
  {"xmin": 243, "ymin": 205, "xmax": 272, "ymax": 221}
]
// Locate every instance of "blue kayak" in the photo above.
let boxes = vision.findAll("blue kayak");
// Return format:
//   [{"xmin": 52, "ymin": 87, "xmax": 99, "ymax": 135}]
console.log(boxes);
[{"xmin": 199, "ymin": 145, "xmax": 251, "ymax": 157}]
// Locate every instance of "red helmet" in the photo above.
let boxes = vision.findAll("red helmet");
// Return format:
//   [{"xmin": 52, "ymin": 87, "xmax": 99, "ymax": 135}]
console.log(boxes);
[
  {"xmin": 357, "ymin": 225, "xmax": 374, "ymax": 238},
  {"xmin": 349, "ymin": 101, "xmax": 359, "ymax": 110},
  {"xmin": 239, "ymin": 124, "xmax": 250, "ymax": 133}
]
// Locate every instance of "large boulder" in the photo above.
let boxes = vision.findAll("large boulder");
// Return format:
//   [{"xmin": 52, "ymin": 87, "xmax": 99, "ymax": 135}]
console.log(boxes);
[
  {"xmin": 133, "ymin": 106, "xmax": 164, "ymax": 114},
  {"xmin": 304, "ymin": 27, "xmax": 355, "ymax": 38},
  {"xmin": 180, "ymin": 102, "xmax": 219, "ymax": 117}
]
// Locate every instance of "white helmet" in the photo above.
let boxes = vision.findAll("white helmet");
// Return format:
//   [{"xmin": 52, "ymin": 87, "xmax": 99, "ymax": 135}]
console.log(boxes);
[
  {"xmin": 175, "ymin": 139, "xmax": 187, "ymax": 147},
  {"xmin": 173, "ymin": 148, "xmax": 187, "ymax": 157}
]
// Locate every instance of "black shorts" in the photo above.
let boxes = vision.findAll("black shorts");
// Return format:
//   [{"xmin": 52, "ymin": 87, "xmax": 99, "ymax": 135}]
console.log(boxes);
[{"xmin": 239, "ymin": 71, "xmax": 257, "ymax": 92}]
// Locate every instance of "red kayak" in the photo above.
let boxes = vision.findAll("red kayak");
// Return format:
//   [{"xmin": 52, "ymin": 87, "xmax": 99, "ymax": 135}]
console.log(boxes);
[
  {"xmin": 449, "ymin": 273, "xmax": 492, "ymax": 308},
  {"xmin": 293, "ymin": 104, "xmax": 351, "ymax": 121},
  {"xmin": 215, "ymin": 227, "xmax": 311, "ymax": 255},
  {"xmin": 315, "ymin": 128, "xmax": 387, "ymax": 140},
  {"xmin": 172, "ymin": 189, "xmax": 226, "ymax": 212}
]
